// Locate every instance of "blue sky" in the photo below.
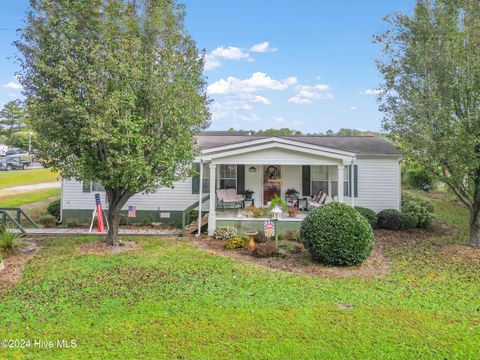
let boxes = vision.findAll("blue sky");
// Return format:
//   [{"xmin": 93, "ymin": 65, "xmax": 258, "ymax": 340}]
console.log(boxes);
[{"xmin": 0, "ymin": 0, "xmax": 415, "ymax": 133}]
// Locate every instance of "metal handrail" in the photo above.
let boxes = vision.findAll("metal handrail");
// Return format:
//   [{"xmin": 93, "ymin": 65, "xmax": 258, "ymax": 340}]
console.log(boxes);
[{"xmin": 182, "ymin": 194, "xmax": 210, "ymax": 229}]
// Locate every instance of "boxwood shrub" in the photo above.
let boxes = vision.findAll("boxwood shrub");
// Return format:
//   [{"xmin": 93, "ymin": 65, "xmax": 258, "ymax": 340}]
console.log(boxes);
[
  {"xmin": 300, "ymin": 202, "xmax": 374, "ymax": 266},
  {"xmin": 355, "ymin": 207, "xmax": 377, "ymax": 228},
  {"xmin": 377, "ymin": 209, "xmax": 402, "ymax": 230},
  {"xmin": 47, "ymin": 199, "xmax": 61, "ymax": 220},
  {"xmin": 401, "ymin": 192, "xmax": 434, "ymax": 228},
  {"xmin": 213, "ymin": 226, "xmax": 237, "ymax": 240}
]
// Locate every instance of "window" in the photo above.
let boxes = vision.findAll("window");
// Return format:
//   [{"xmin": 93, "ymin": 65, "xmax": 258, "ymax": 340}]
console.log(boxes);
[
  {"xmin": 311, "ymin": 166, "xmax": 329, "ymax": 196},
  {"xmin": 219, "ymin": 164, "xmax": 236, "ymax": 189},
  {"xmin": 311, "ymin": 166, "xmax": 350, "ymax": 197}
]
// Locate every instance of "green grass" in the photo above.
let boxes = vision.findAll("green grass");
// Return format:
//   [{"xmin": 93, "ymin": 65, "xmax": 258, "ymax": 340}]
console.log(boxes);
[
  {"xmin": 0, "ymin": 188, "xmax": 60, "ymax": 207},
  {"xmin": 0, "ymin": 195, "xmax": 479, "ymax": 359},
  {"xmin": 0, "ymin": 168, "xmax": 58, "ymax": 189}
]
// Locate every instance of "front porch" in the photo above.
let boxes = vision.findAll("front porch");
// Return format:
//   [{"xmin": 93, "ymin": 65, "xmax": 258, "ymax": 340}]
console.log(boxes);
[{"xmin": 193, "ymin": 138, "xmax": 358, "ymax": 235}]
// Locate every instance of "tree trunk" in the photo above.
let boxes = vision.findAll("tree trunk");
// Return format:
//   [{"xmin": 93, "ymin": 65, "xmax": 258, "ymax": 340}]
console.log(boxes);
[
  {"xmin": 470, "ymin": 206, "xmax": 480, "ymax": 247},
  {"xmin": 106, "ymin": 188, "xmax": 133, "ymax": 246}
]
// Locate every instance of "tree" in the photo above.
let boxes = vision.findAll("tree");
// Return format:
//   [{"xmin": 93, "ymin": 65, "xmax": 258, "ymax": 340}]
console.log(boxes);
[
  {"xmin": 376, "ymin": 0, "xmax": 480, "ymax": 246},
  {"xmin": 16, "ymin": 0, "xmax": 210, "ymax": 245},
  {"xmin": 0, "ymin": 100, "xmax": 27, "ymax": 138}
]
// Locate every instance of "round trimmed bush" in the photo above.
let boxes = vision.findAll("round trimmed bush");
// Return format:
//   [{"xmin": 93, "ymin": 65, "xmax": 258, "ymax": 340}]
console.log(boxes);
[
  {"xmin": 47, "ymin": 199, "xmax": 61, "ymax": 220},
  {"xmin": 213, "ymin": 226, "xmax": 237, "ymax": 240},
  {"xmin": 355, "ymin": 207, "xmax": 377, "ymax": 228},
  {"xmin": 399, "ymin": 212, "xmax": 417, "ymax": 230},
  {"xmin": 377, "ymin": 209, "xmax": 402, "ymax": 230},
  {"xmin": 401, "ymin": 192, "xmax": 434, "ymax": 228},
  {"xmin": 300, "ymin": 202, "xmax": 374, "ymax": 266}
]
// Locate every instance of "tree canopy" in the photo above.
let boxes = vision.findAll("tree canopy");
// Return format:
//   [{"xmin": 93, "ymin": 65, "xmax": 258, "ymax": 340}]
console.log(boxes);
[
  {"xmin": 376, "ymin": 0, "xmax": 480, "ymax": 246},
  {"xmin": 16, "ymin": 0, "xmax": 210, "ymax": 244}
]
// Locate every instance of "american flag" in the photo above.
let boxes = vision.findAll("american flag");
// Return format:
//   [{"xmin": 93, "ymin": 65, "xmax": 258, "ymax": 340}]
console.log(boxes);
[
  {"xmin": 94, "ymin": 193, "xmax": 104, "ymax": 232},
  {"xmin": 128, "ymin": 205, "xmax": 136, "ymax": 218}
]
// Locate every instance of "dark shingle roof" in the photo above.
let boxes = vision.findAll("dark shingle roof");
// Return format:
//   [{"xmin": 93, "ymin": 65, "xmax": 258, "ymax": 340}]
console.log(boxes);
[{"xmin": 196, "ymin": 135, "xmax": 401, "ymax": 155}]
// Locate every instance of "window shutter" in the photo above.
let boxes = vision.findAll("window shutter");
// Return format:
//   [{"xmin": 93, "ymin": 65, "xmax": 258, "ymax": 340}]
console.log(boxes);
[
  {"xmin": 82, "ymin": 181, "xmax": 91, "ymax": 193},
  {"xmin": 192, "ymin": 162, "xmax": 200, "ymax": 194},
  {"xmin": 236, "ymin": 165, "xmax": 245, "ymax": 195},
  {"xmin": 302, "ymin": 165, "xmax": 311, "ymax": 196},
  {"xmin": 354, "ymin": 165, "xmax": 358, "ymax": 198}
]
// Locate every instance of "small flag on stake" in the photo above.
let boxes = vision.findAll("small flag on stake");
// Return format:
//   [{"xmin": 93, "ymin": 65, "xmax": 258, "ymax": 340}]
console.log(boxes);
[
  {"xmin": 95, "ymin": 193, "xmax": 104, "ymax": 232},
  {"xmin": 128, "ymin": 206, "xmax": 136, "ymax": 218}
]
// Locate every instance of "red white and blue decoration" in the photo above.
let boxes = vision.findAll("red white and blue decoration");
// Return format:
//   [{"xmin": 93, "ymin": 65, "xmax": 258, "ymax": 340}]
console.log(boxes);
[
  {"xmin": 264, "ymin": 220, "xmax": 275, "ymax": 238},
  {"xmin": 128, "ymin": 205, "xmax": 136, "ymax": 218},
  {"xmin": 89, "ymin": 193, "xmax": 109, "ymax": 233}
]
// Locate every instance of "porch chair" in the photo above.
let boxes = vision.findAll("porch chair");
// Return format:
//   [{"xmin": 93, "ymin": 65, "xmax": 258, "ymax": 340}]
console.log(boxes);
[
  {"xmin": 307, "ymin": 191, "xmax": 327, "ymax": 210},
  {"xmin": 216, "ymin": 189, "xmax": 245, "ymax": 209}
]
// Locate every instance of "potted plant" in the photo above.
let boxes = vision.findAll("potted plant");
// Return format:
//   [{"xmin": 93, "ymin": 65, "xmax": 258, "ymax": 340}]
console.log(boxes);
[
  {"xmin": 245, "ymin": 189, "xmax": 254, "ymax": 199},
  {"xmin": 268, "ymin": 195, "xmax": 288, "ymax": 211},
  {"xmin": 288, "ymin": 207, "xmax": 298, "ymax": 217}
]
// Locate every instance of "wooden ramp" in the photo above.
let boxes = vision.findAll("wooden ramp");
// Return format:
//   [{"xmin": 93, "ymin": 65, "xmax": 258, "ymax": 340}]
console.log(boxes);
[{"xmin": 183, "ymin": 213, "xmax": 208, "ymax": 236}]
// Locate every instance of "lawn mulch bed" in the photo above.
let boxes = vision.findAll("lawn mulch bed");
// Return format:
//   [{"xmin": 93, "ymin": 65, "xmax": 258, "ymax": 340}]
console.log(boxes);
[
  {"xmin": 194, "ymin": 237, "xmax": 391, "ymax": 278},
  {"xmin": 0, "ymin": 239, "xmax": 39, "ymax": 292},
  {"xmin": 76, "ymin": 240, "xmax": 141, "ymax": 255}
]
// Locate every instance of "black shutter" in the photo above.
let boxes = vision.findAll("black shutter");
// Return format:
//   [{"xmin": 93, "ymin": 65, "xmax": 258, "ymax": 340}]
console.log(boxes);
[
  {"xmin": 302, "ymin": 165, "xmax": 311, "ymax": 196},
  {"xmin": 354, "ymin": 165, "xmax": 358, "ymax": 198},
  {"xmin": 192, "ymin": 162, "xmax": 200, "ymax": 194},
  {"xmin": 236, "ymin": 165, "xmax": 245, "ymax": 195}
]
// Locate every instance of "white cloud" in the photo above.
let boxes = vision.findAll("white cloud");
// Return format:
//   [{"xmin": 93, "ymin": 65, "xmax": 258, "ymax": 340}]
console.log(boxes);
[
  {"xmin": 249, "ymin": 41, "xmax": 278, "ymax": 53},
  {"xmin": 350, "ymin": 106, "xmax": 357, "ymax": 111},
  {"xmin": 288, "ymin": 83, "xmax": 334, "ymax": 105},
  {"xmin": 211, "ymin": 46, "xmax": 252, "ymax": 61},
  {"xmin": 204, "ymin": 54, "xmax": 221, "ymax": 71},
  {"xmin": 359, "ymin": 88, "xmax": 381, "ymax": 95},
  {"xmin": 249, "ymin": 95, "xmax": 271, "ymax": 105},
  {"xmin": 208, "ymin": 72, "xmax": 295, "ymax": 95},
  {"xmin": 2, "ymin": 80, "xmax": 22, "ymax": 90}
]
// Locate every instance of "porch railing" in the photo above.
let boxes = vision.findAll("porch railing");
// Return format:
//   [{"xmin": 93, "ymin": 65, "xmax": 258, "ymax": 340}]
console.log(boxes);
[
  {"xmin": 181, "ymin": 194, "xmax": 210, "ymax": 229},
  {"xmin": 0, "ymin": 207, "xmax": 38, "ymax": 234}
]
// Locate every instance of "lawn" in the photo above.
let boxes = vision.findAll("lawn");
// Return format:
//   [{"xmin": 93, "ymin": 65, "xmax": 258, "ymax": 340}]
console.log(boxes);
[
  {"xmin": 0, "ymin": 188, "xmax": 60, "ymax": 207},
  {"xmin": 0, "ymin": 168, "xmax": 58, "ymax": 189},
  {"xmin": 0, "ymin": 194, "xmax": 479, "ymax": 359}
]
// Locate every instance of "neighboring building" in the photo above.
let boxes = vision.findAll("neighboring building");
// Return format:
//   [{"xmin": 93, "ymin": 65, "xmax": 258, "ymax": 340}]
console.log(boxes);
[{"xmin": 61, "ymin": 134, "xmax": 402, "ymax": 234}]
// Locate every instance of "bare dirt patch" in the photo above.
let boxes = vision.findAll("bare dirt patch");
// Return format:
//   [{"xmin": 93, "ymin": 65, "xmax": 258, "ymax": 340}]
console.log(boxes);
[
  {"xmin": 194, "ymin": 237, "xmax": 391, "ymax": 278},
  {"xmin": 76, "ymin": 240, "xmax": 141, "ymax": 255},
  {"xmin": 0, "ymin": 240, "xmax": 39, "ymax": 291}
]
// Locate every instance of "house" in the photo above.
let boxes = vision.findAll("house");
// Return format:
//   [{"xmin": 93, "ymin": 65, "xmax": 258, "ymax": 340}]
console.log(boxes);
[{"xmin": 61, "ymin": 134, "xmax": 402, "ymax": 234}]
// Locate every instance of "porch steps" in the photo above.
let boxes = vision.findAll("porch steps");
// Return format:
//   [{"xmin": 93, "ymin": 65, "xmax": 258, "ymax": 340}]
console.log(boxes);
[{"xmin": 183, "ymin": 213, "xmax": 209, "ymax": 236}]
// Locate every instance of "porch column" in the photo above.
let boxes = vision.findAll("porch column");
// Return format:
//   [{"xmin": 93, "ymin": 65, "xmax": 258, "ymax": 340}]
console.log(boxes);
[
  {"xmin": 337, "ymin": 164, "xmax": 344, "ymax": 203},
  {"xmin": 196, "ymin": 159, "xmax": 203, "ymax": 237},
  {"xmin": 350, "ymin": 159, "xmax": 355, "ymax": 208},
  {"xmin": 208, "ymin": 163, "xmax": 216, "ymax": 235}
]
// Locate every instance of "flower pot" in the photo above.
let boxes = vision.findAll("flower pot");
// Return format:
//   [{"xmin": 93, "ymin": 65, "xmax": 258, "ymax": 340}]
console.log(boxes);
[{"xmin": 288, "ymin": 209, "xmax": 298, "ymax": 218}]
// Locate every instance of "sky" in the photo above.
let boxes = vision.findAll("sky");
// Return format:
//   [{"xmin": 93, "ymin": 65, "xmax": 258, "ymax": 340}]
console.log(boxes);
[{"xmin": 0, "ymin": 0, "xmax": 415, "ymax": 134}]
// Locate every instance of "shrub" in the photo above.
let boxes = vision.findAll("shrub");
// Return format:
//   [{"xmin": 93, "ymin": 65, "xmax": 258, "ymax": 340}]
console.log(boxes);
[
  {"xmin": 213, "ymin": 226, "xmax": 237, "ymax": 240},
  {"xmin": 300, "ymin": 202, "xmax": 374, "ymax": 266},
  {"xmin": 355, "ymin": 207, "xmax": 377, "ymax": 228},
  {"xmin": 141, "ymin": 214, "xmax": 154, "ymax": 227},
  {"xmin": 38, "ymin": 214, "xmax": 57, "ymax": 228},
  {"xmin": 224, "ymin": 237, "xmax": 246, "ymax": 250},
  {"xmin": 400, "ymin": 212, "xmax": 417, "ymax": 230},
  {"xmin": 285, "ymin": 229, "xmax": 300, "ymax": 242},
  {"xmin": 253, "ymin": 241, "xmax": 277, "ymax": 258},
  {"xmin": 66, "ymin": 219, "xmax": 79, "ymax": 228},
  {"xmin": 401, "ymin": 192, "xmax": 434, "ymax": 228},
  {"xmin": 0, "ymin": 230, "xmax": 23, "ymax": 254},
  {"xmin": 47, "ymin": 199, "xmax": 61, "ymax": 220},
  {"xmin": 377, "ymin": 209, "xmax": 402, "ymax": 230}
]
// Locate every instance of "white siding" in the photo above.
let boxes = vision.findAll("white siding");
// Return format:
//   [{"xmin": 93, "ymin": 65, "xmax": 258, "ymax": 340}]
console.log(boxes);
[
  {"xmin": 281, "ymin": 165, "xmax": 302, "ymax": 198},
  {"xmin": 244, "ymin": 164, "xmax": 263, "ymax": 206},
  {"xmin": 353, "ymin": 157, "xmax": 401, "ymax": 212},
  {"xmin": 62, "ymin": 179, "xmax": 210, "ymax": 212}
]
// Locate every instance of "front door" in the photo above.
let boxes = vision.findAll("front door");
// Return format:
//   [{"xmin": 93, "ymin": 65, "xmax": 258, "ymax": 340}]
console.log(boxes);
[{"xmin": 263, "ymin": 165, "xmax": 281, "ymax": 205}]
